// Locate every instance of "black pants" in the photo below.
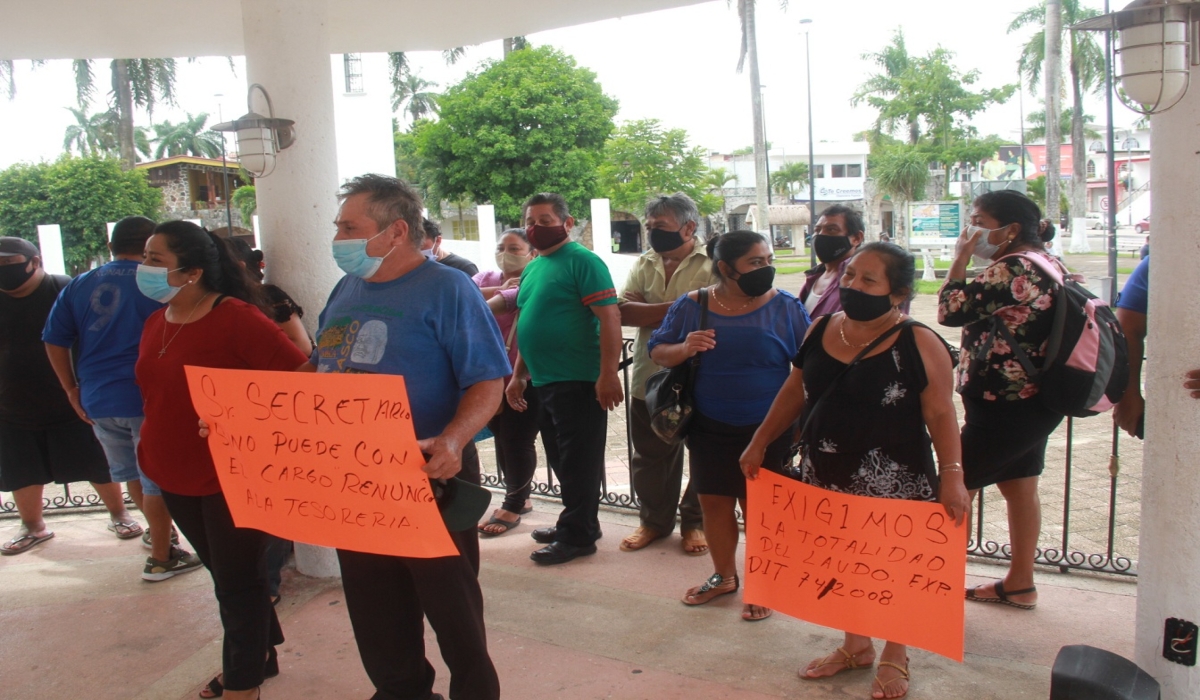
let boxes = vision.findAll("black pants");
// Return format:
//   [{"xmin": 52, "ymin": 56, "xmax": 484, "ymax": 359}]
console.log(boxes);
[
  {"xmin": 337, "ymin": 442, "xmax": 498, "ymax": 700},
  {"xmin": 161, "ymin": 490, "xmax": 282, "ymax": 692},
  {"xmin": 487, "ymin": 382, "xmax": 544, "ymax": 514},
  {"xmin": 536, "ymin": 381, "xmax": 607, "ymax": 546},
  {"xmin": 629, "ymin": 398, "xmax": 702, "ymax": 534}
]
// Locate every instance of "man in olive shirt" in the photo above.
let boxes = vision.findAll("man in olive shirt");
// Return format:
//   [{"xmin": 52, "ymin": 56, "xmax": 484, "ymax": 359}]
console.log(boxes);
[
  {"xmin": 618, "ymin": 194, "xmax": 713, "ymax": 555},
  {"xmin": 506, "ymin": 192, "xmax": 623, "ymax": 565}
]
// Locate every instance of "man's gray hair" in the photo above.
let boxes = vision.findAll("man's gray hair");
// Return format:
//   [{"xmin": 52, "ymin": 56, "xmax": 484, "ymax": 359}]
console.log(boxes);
[
  {"xmin": 644, "ymin": 193, "xmax": 700, "ymax": 229},
  {"xmin": 338, "ymin": 174, "xmax": 426, "ymax": 247}
]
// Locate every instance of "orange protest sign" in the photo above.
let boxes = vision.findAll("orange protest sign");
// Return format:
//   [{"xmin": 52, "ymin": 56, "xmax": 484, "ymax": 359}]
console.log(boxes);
[
  {"xmin": 184, "ymin": 366, "xmax": 457, "ymax": 559},
  {"xmin": 744, "ymin": 470, "xmax": 967, "ymax": 661}
]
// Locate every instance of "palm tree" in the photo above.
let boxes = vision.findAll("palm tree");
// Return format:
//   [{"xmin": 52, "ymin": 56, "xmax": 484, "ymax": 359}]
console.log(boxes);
[
  {"xmin": 388, "ymin": 47, "xmax": 468, "ymax": 117},
  {"xmin": 392, "ymin": 73, "xmax": 440, "ymax": 125},
  {"xmin": 772, "ymin": 161, "xmax": 810, "ymax": 200},
  {"xmin": 1, "ymin": 60, "xmax": 13, "ymax": 99},
  {"xmin": 69, "ymin": 58, "xmax": 179, "ymax": 170},
  {"xmin": 872, "ymin": 145, "xmax": 929, "ymax": 247},
  {"xmin": 62, "ymin": 107, "xmax": 118, "ymax": 157},
  {"xmin": 1024, "ymin": 107, "xmax": 1100, "ymax": 143},
  {"xmin": 853, "ymin": 29, "xmax": 919, "ymax": 144},
  {"xmin": 704, "ymin": 167, "xmax": 738, "ymax": 228},
  {"xmin": 735, "ymin": 0, "xmax": 784, "ymax": 236},
  {"xmin": 1011, "ymin": 0, "xmax": 1101, "ymax": 220},
  {"xmin": 151, "ymin": 113, "xmax": 223, "ymax": 159}
]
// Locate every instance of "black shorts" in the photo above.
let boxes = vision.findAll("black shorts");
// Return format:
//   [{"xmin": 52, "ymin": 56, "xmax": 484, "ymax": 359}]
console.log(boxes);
[
  {"xmin": 0, "ymin": 419, "xmax": 111, "ymax": 492},
  {"xmin": 686, "ymin": 412, "xmax": 793, "ymax": 499},
  {"xmin": 960, "ymin": 396, "xmax": 1064, "ymax": 490}
]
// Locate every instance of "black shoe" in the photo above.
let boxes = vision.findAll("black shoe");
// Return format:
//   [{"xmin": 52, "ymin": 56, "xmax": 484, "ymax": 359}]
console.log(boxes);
[
  {"xmin": 531, "ymin": 526, "xmax": 558, "ymax": 544},
  {"xmin": 530, "ymin": 541, "xmax": 597, "ymax": 565}
]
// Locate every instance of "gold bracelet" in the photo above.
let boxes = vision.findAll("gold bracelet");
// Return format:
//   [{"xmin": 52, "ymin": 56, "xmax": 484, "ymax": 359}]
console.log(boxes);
[{"xmin": 940, "ymin": 462, "xmax": 963, "ymax": 474}]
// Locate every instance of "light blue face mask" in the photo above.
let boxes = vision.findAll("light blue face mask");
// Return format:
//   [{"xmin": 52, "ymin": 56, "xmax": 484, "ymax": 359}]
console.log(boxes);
[
  {"xmin": 135, "ymin": 264, "xmax": 185, "ymax": 302},
  {"xmin": 332, "ymin": 230, "xmax": 394, "ymax": 279}
]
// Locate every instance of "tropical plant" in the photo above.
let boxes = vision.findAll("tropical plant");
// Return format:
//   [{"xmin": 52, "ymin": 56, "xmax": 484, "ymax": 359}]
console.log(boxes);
[
  {"xmin": 596, "ymin": 119, "xmax": 715, "ymax": 215},
  {"xmin": 388, "ymin": 47, "xmax": 468, "ymax": 119},
  {"xmin": 1011, "ymin": 0, "xmax": 1103, "ymax": 223},
  {"xmin": 62, "ymin": 107, "xmax": 118, "ymax": 157},
  {"xmin": 771, "ymin": 161, "xmax": 810, "ymax": 199},
  {"xmin": 415, "ymin": 46, "xmax": 618, "ymax": 225},
  {"xmin": 704, "ymin": 167, "xmax": 738, "ymax": 226},
  {"xmin": 150, "ymin": 113, "xmax": 223, "ymax": 159},
  {"xmin": 0, "ymin": 156, "xmax": 162, "ymax": 273},
  {"xmin": 872, "ymin": 144, "xmax": 930, "ymax": 245},
  {"xmin": 852, "ymin": 29, "xmax": 918, "ymax": 144},
  {"xmin": 0, "ymin": 60, "xmax": 14, "ymax": 99},
  {"xmin": 76, "ymin": 59, "xmax": 180, "ymax": 170},
  {"xmin": 503, "ymin": 36, "xmax": 529, "ymax": 57},
  {"xmin": 392, "ymin": 73, "xmax": 440, "ymax": 124},
  {"xmin": 1024, "ymin": 107, "xmax": 1100, "ymax": 142},
  {"xmin": 231, "ymin": 185, "xmax": 257, "ymax": 225}
]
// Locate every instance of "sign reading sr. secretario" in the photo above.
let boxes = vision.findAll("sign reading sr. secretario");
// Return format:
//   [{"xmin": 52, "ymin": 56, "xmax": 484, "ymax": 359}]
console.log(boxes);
[
  {"xmin": 184, "ymin": 366, "xmax": 456, "ymax": 558},
  {"xmin": 744, "ymin": 470, "xmax": 967, "ymax": 661}
]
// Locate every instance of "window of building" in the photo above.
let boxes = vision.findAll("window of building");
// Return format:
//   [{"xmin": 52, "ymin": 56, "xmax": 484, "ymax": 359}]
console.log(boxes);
[
  {"xmin": 449, "ymin": 218, "xmax": 480, "ymax": 241},
  {"xmin": 832, "ymin": 164, "xmax": 846, "ymax": 178},
  {"xmin": 1086, "ymin": 160, "xmax": 1096, "ymax": 178},
  {"xmin": 813, "ymin": 164, "xmax": 825, "ymax": 178},
  {"xmin": 846, "ymin": 163, "xmax": 862, "ymax": 177},
  {"xmin": 344, "ymin": 54, "xmax": 364, "ymax": 94}
]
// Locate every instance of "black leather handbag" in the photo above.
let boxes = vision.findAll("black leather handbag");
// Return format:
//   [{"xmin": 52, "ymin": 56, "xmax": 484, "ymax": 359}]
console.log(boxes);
[{"xmin": 644, "ymin": 288, "xmax": 709, "ymax": 444}]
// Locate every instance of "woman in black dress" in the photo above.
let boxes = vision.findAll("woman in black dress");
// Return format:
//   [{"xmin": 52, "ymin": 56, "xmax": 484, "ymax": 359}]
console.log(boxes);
[{"xmin": 741, "ymin": 243, "xmax": 967, "ymax": 699}]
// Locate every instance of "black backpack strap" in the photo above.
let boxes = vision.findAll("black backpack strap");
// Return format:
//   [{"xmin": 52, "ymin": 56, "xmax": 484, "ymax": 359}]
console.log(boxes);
[{"xmin": 690, "ymin": 287, "xmax": 709, "ymax": 370}]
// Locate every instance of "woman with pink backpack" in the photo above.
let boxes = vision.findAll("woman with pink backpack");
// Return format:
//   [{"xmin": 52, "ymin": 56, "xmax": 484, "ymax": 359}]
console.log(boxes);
[{"xmin": 938, "ymin": 190, "xmax": 1063, "ymax": 611}]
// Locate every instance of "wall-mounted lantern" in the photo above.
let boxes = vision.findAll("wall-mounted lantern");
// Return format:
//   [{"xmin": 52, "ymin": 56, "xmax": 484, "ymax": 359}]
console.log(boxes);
[{"xmin": 211, "ymin": 84, "xmax": 296, "ymax": 177}]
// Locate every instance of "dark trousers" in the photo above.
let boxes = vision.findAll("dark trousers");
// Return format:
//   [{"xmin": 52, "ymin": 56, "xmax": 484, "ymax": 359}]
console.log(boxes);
[
  {"xmin": 487, "ymin": 382, "xmax": 544, "ymax": 514},
  {"xmin": 161, "ymin": 490, "xmax": 282, "ymax": 692},
  {"xmin": 629, "ymin": 398, "xmax": 702, "ymax": 534},
  {"xmin": 536, "ymin": 381, "xmax": 607, "ymax": 547},
  {"xmin": 337, "ymin": 442, "xmax": 498, "ymax": 700}
]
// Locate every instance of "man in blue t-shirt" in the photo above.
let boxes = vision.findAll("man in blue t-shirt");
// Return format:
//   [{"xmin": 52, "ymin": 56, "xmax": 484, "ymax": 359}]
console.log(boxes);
[
  {"xmin": 309, "ymin": 174, "xmax": 508, "ymax": 700},
  {"xmin": 43, "ymin": 216, "xmax": 201, "ymax": 581},
  {"xmin": 1114, "ymin": 255, "xmax": 1149, "ymax": 438}
]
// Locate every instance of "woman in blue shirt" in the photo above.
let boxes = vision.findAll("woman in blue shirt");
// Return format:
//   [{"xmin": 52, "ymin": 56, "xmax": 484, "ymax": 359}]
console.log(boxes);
[{"xmin": 649, "ymin": 230, "xmax": 810, "ymax": 621}]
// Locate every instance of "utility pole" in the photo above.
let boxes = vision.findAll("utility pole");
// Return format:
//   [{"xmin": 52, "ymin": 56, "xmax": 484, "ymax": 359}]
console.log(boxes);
[
  {"xmin": 1044, "ymin": 0, "xmax": 1064, "ymax": 226},
  {"xmin": 802, "ymin": 18, "xmax": 816, "ymax": 266}
]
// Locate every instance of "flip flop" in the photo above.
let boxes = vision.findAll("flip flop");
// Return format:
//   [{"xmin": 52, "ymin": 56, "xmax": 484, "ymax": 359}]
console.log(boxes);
[
  {"xmin": 872, "ymin": 658, "xmax": 910, "ymax": 699},
  {"xmin": 478, "ymin": 515, "xmax": 521, "ymax": 537},
  {"xmin": 799, "ymin": 646, "xmax": 875, "ymax": 680},
  {"xmin": 966, "ymin": 580, "xmax": 1037, "ymax": 610},
  {"xmin": 1, "ymin": 531, "xmax": 55, "ymax": 556},
  {"xmin": 107, "ymin": 519, "xmax": 144, "ymax": 540}
]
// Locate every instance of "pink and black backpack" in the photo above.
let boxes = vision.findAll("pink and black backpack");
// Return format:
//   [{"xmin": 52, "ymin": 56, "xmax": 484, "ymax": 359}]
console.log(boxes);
[{"xmin": 990, "ymin": 253, "xmax": 1130, "ymax": 417}]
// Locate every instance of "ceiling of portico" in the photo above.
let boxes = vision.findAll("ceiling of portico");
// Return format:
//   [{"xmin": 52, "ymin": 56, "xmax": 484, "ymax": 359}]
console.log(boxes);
[{"xmin": 1, "ymin": 0, "xmax": 709, "ymax": 60}]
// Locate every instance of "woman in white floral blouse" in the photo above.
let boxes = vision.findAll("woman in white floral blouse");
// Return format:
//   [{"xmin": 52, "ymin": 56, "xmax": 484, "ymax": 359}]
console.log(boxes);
[{"xmin": 938, "ymin": 190, "xmax": 1062, "ymax": 612}]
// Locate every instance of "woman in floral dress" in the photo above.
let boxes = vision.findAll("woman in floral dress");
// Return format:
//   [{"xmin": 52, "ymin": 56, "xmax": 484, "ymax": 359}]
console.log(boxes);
[
  {"xmin": 938, "ymin": 190, "xmax": 1062, "ymax": 612},
  {"xmin": 742, "ymin": 243, "xmax": 966, "ymax": 699}
]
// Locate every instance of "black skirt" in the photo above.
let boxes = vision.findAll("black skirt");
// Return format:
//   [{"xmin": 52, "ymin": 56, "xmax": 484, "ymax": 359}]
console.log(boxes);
[
  {"xmin": 686, "ymin": 412, "xmax": 794, "ymax": 499},
  {"xmin": 0, "ymin": 419, "xmax": 111, "ymax": 492},
  {"xmin": 960, "ymin": 396, "xmax": 1064, "ymax": 490}
]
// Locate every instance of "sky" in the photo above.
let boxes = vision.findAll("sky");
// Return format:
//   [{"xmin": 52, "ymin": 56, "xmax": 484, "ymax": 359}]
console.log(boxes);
[{"xmin": 0, "ymin": 0, "xmax": 1135, "ymax": 170}]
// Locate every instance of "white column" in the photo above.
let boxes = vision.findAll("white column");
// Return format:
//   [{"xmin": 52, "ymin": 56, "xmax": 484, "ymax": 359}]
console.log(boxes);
[
  {"xmin": 242, "ymin": 0, "xmax": 343, "ymax": 578},
  {"xmin": 330, "ymin": 52, "xmax": 397, "ymax": 183},
  {"xmin": 1069, "ymin": 217, "xmax": 1092, "ymax": 253},
  {"xmin": 476, "ymin": 204, "xmax": 497, "ymax": 266},
  {"xmin": 1135, "ymin": 81, "xmax": 1200, "ymax": 699},
  {"xmin": 241, "ymin": 0, "xmax": 342, "ymax": 338},
  {"xmin": 35, "ymin": 225, "xmax": 65, "ymax": 275}
]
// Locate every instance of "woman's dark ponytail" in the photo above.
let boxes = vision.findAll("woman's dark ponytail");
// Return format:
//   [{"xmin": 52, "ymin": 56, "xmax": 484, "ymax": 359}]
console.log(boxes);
[{"xmin": 153, "ymin": 221, "xmax": 269, "ymax": 315}]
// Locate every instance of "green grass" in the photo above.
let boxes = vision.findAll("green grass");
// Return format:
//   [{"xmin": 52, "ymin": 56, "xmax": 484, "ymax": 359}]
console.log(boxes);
[
  {"xmin": 916, "ymin": 280, "xmax": 943, "ymax": 295},
  {"xmin": 776, "ymin": 265, "xmax": 807, "ymax": 275}
]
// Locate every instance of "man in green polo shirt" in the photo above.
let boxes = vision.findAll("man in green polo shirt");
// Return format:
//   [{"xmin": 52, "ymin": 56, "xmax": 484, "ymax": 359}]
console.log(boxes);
[
  {"xmin": 617, "ymin": 193, "xmax": 714, "ymax": 556},
  {"xmin": 506, "ymin": 192, "xmax": 623, "ymax": 565}
]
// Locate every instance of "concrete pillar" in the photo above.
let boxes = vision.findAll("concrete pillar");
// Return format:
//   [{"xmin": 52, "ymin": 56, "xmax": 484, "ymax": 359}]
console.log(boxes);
[
  {"xmin": 36, "ymin": 225, "xmax": 65, "ymax": 275},
  {"xmin": 476, "ymin": 204, "xmax": 498, "ymax": 265},
  {"xmin": 241, "ymin": 0, "xmax": 342, "ymax": 338},
  {"xmin": 241, "ymin": 0, "xmax": 343, "ymax": 578},
  {"xmin": 1135, "ymin": 79, "xmax": 1200, "ymax": 699}
]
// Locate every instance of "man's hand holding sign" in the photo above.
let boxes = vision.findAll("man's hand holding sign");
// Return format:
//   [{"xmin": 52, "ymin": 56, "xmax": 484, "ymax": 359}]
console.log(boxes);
[{"xmin": 187, "ymin": 367, "xmax": 458, "ymax": 558}]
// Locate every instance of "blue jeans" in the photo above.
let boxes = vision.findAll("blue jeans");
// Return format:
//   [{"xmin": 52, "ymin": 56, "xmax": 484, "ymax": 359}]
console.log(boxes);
[{"xmin": 91, "ymin": 416, "xmax": 161, "ymax": 496}]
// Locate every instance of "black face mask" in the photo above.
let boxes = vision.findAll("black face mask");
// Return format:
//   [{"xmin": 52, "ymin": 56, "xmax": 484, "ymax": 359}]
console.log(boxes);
[
  {"xmin": 648, "ymin": 228, "xmax": 685, "ymax": 253},
  {"xmin": 731, "ymin": 265, "xmax": 776, "ymax": 297},
  {"xmin": 813, "ymin": 234, "xmax": 855, "ymax": 264},
  {"xmin": 839, "ymin": 286, "xmax": 894, "ymax": 322},
  {"xmin": 0, "ymin": 261, "xmax": 35, "ymax": 291}
]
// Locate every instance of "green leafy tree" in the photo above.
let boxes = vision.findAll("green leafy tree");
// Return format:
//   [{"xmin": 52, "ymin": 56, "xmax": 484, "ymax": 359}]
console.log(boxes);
[
  {"xmin": 1011, "ymin": 0, "xmax": 1103, "ymax": 219},
  {"xmin": 704, "ymin": 167, "xmax": 738, "ymax": 224},
  {"xmin": 232, "ymin": 185, "xmax": 257, "ymax": 225},
  {"xmin": 596, "ymin": 119, "xmax": 714, "ymax": 215},
  {"xmin": 415, "ymin": 46, "xmax": 618, "ymax": 225},
  {"xmin": 0, "ymin": 156, "xmax": 162, "ymax": 273},
  {"xmin": 853, "ymin": 29, "xmax": 918, "ymax": 144},
  {"xmin": 74, "ymin": 59, "xmax": 180, "ymax": 170},
  {"xmin": 151, "ymin": 113, "xmax": 223, "ymax": 159},
  {"xmin": 1024, "ymin": 106, "xmax": 1100, "ymax": 142},
  {"xmin": 872, "ymin": 144, "xmax": 930, "ymax": 245},
  {"xmin": 392, "ymin": 73, "xmax": 440, "ymax": 125},
  {"xmin": 771, "ymin": 161, "xmax": 810, "ymax": 199},
  {"xmin": 1026, "ymin": 174, "xmax": 1069, "ymax": 213},
  {"xmin": 503, "ymin": 36, "xmax": 529, "ymax": 57}
]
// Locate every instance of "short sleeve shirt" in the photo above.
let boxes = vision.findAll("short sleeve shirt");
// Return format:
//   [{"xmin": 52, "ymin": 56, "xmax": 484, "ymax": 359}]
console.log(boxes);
[
  {"xmin": 0, "ymin": 273, "xmax": 76, "ymax": 428},
  {"xmin": 312, "ymin": 261, "xmax": 511, "ymax": 440},
  {"xmin": 1116, "ymin": 256, "xmax": 1149, "ymax": 315},
  {"xmin": 516, "ymin": 242, "xmax": 617, "ymax": 386},
  {"xmin": 619, "ymin": 245, "xmax": 714, "ymax": 400},
  {"xmin": 136, "ymin": 299, "xmax": 311, "ymax": 496},
  {"xmin": 42, "ymin": 260, "xmax": 164, "ymax": 418}
]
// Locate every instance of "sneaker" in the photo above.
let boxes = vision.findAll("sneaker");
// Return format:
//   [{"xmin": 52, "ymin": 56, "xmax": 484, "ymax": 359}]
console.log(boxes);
[
  {"xmin": 141, "ymin": 526, "xmax": 181, "ymax": 550},
  {"xmin": 142, "ymin": 546, "xmax": 203, "ymax": 581}
]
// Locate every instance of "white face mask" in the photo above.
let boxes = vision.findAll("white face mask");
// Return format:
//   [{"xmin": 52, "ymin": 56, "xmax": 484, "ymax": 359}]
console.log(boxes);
[{"xmin": 966, "ymin": 224, "xmax": 1008, "ymax": 266}]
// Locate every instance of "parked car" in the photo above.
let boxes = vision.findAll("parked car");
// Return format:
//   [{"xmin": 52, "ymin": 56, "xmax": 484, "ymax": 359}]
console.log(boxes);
[
  {"xmin": 1085, "ymin": 213, "xmax": 1106, "ymax": 229},
  {"xmin": 1134, "ymin": 217, "xmax": 1150, "ymax": 234}
]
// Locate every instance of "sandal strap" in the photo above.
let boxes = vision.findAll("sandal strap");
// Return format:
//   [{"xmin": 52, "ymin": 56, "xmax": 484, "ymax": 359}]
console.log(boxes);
[
  {"xmin": 993, "ymin": 580, "xmax": 1037, "ymax": 601},
  {"xmin": 837, "ymin": 647, "xmax": 859, "ymax": 669},
  {"xmin": 876, "ymin": 661, "xmax": 909, "ymax": 679},
  {"xmin": 697, "ymin": 572, "xmax": 737, "ymax": 593}
]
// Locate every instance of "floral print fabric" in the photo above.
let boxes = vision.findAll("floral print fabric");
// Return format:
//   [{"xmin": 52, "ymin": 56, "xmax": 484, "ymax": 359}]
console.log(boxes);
[{"xmin": 937, "ymin": 254, "xmax": 1057, "ymax": 401}]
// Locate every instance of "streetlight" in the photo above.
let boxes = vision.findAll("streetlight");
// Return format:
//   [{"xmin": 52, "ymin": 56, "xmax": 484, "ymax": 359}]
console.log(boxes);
[
  {"xmin": 801, "ymin": 18, "xmax": 816, "ymax": 266},
  {"xmin": 215, "ymin": 94, "xmax": 233, "ymax": 233},
  {"xmin": 760, "ymin": 84, "xmax": 774, "ymax": 246}
]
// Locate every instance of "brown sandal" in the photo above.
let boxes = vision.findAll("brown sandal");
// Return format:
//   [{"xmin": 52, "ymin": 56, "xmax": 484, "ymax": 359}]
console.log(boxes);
[
  {"xmin": 872, "ymin": 659, "xmax": 910, "ymax": 699},
  {"xmin": 682, "ymin": 572, "xmax": 738, "ymax": 605},
  {"xmin": 799, "ymin": 646, "xmax": 875, "ymax": 680}
]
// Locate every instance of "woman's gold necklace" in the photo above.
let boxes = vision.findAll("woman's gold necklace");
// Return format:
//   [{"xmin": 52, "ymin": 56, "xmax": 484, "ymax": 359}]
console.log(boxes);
[
  {"xmin": 711, "ymin": 285, "xmax": 756, "ymax": 313},
  {"xmin": 839, "ymin": 311, "xmax": 902, "ymax": 349},
  {"xmin": 160, "ymin": 293, "xmax": 213, "ymax": 358}
]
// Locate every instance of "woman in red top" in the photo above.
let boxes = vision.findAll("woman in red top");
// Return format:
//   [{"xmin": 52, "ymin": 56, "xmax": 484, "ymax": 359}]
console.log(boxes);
[{"xmin": 135, "ymin": 221, "xmax": 309, "ymax": 700}]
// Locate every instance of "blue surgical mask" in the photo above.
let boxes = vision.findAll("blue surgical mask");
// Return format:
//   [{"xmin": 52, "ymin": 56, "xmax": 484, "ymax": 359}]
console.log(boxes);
[
  {"xmin": 135, "ymin": 264, "xmax": 186, "ymax": 302},
  {"xmin": 422, "ymin": 248, "xmax": 438, "ymax": 262},
  {"xmin": 332, "ymin": 231, "xmax": 393, "ymax": 279}
]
